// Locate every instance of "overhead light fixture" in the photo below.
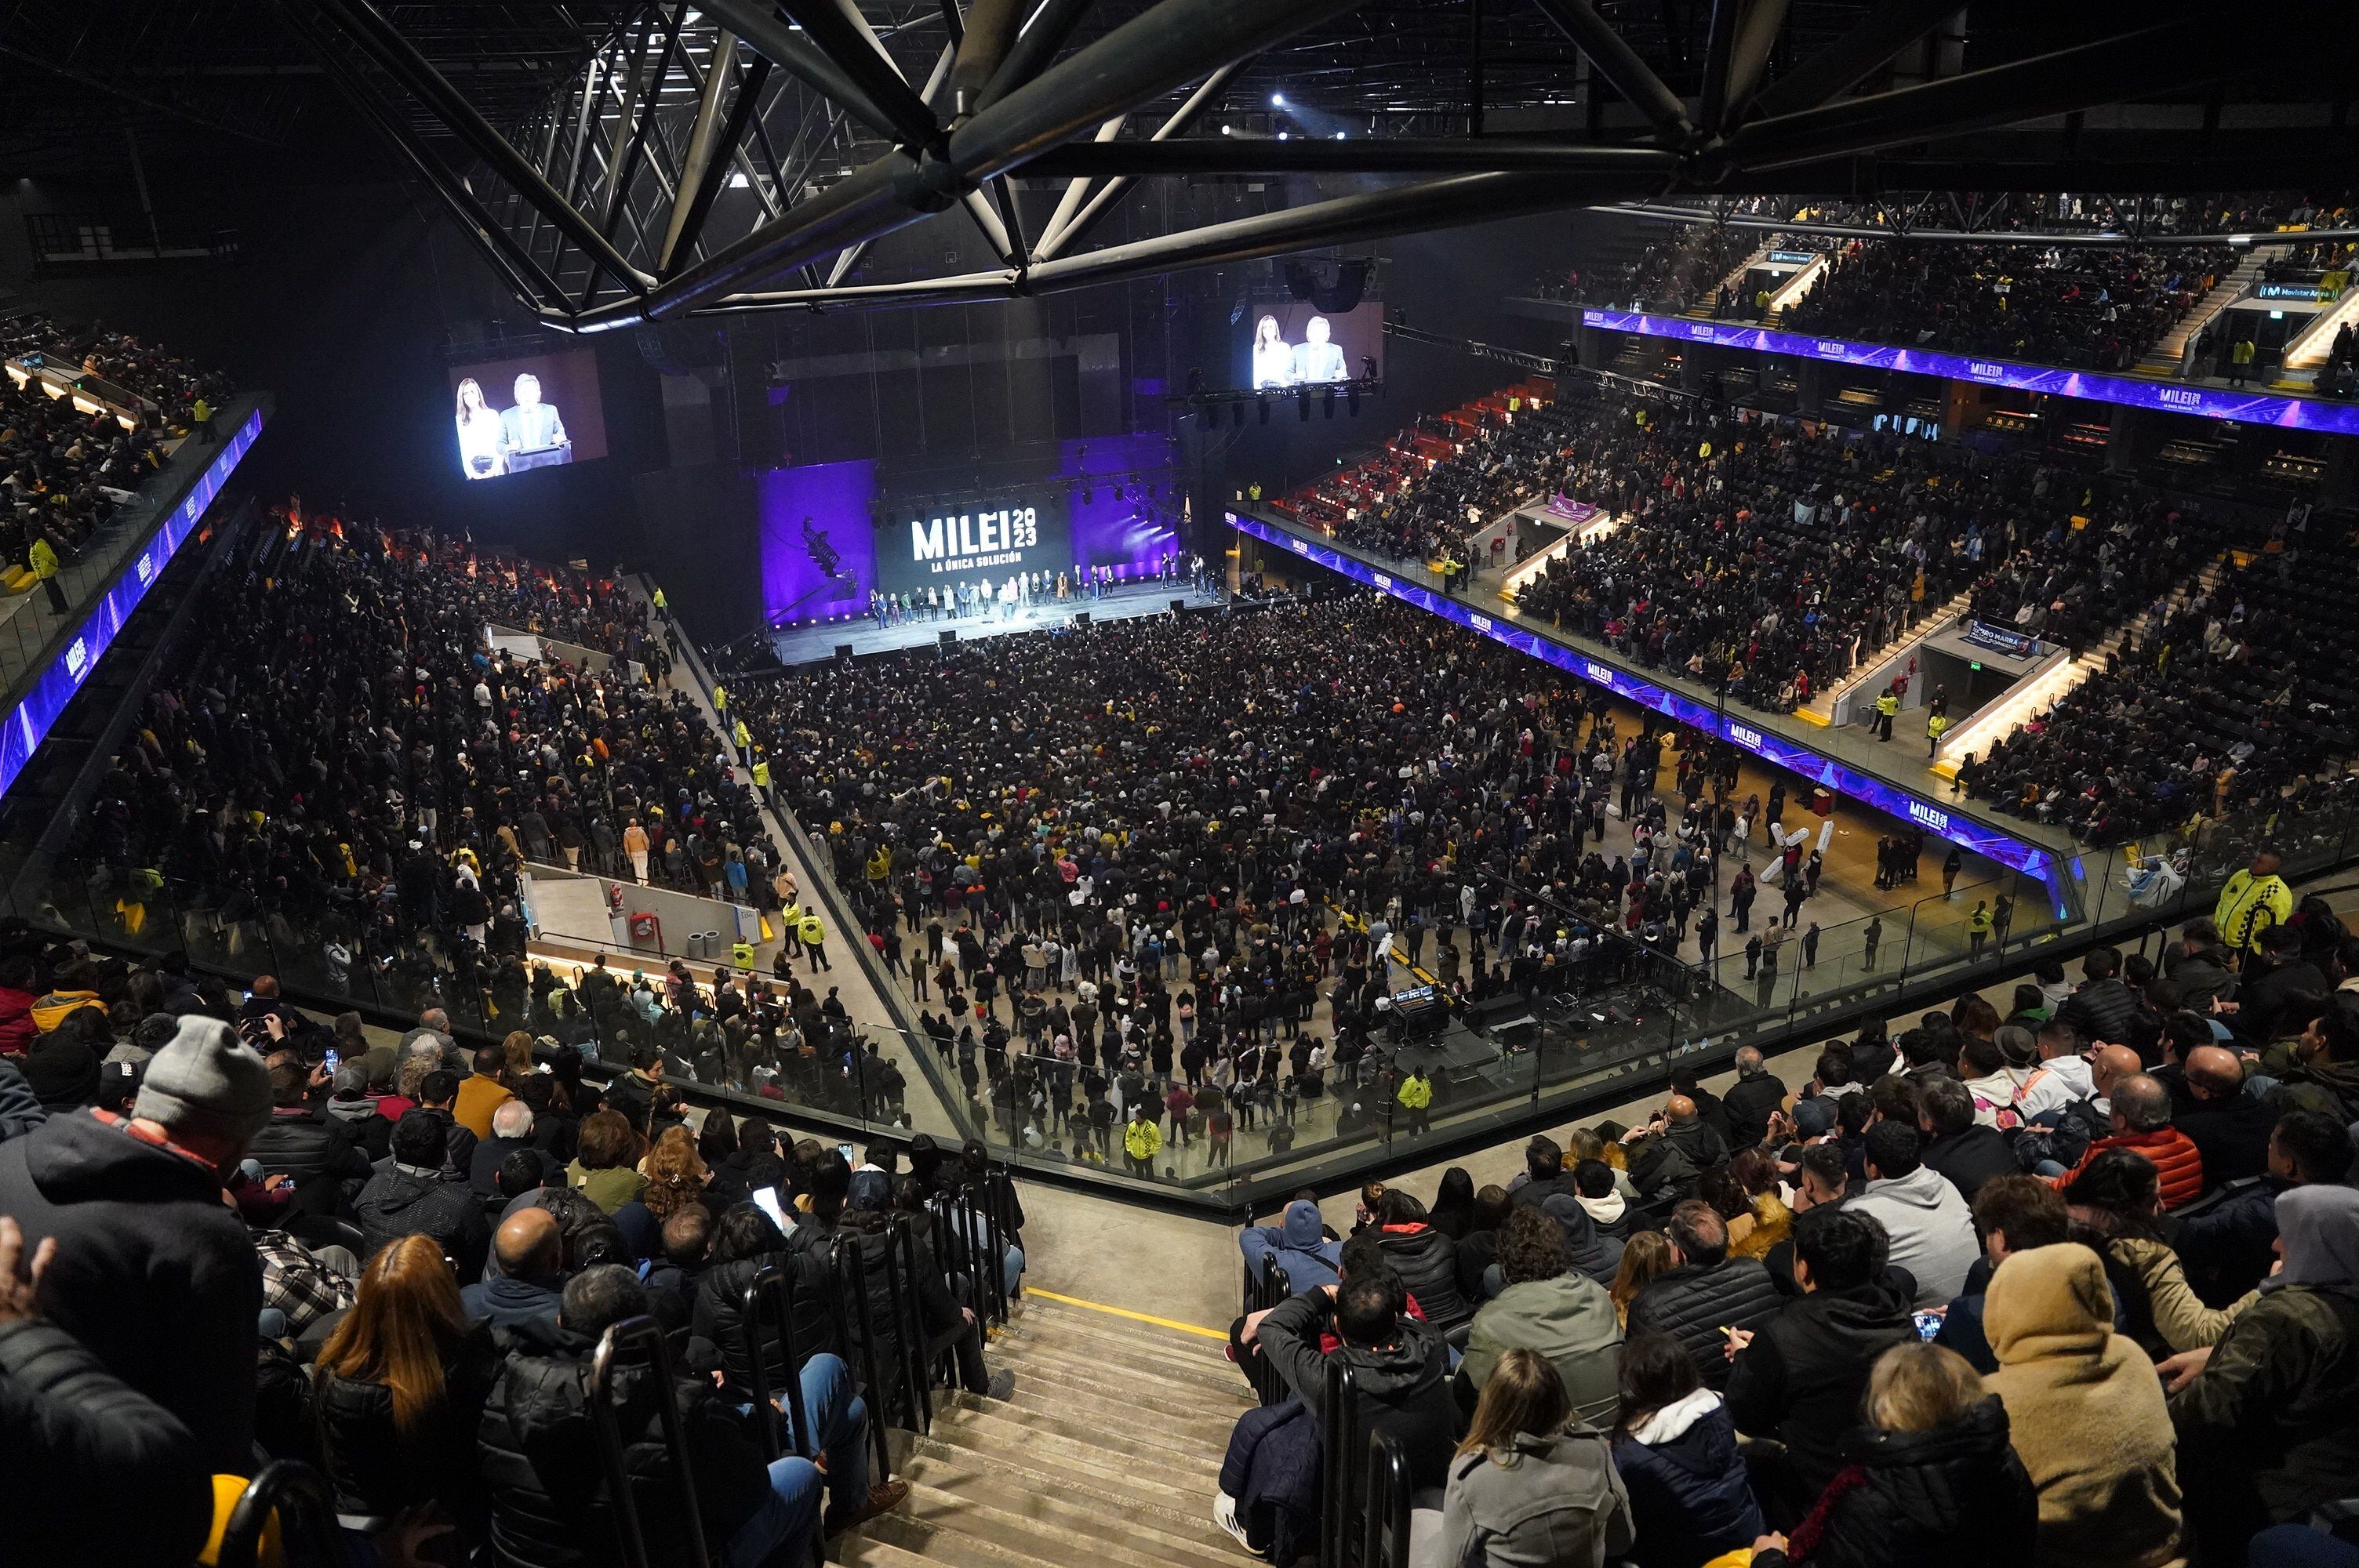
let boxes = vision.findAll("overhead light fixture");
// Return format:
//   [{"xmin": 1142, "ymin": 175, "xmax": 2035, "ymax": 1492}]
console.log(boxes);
[
  {"xmin": 1334, "ymin": 131, "xmax": 1346, "ymax": 140},
  {"xmin": 1278, "ymin": 131, "xmax": 1289, "ymax": 140},
  {"xmin": 1221, "ymin": 125, "xmax": 1233, "ymax": 136},
  {"xmin": 1270, "ymin": 93, "xmax": 1286, "ymax": 107}
]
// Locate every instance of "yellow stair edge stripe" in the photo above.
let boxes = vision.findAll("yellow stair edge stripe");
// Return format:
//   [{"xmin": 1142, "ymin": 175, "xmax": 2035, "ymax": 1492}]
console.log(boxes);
[
  {"xmin": 1023, "ymin": 1287, "xmax": 1228, "ymax": 1340},
  {"xmin": 1792, "ymin": 708, "xmax": 1830, "ymax": 728}
]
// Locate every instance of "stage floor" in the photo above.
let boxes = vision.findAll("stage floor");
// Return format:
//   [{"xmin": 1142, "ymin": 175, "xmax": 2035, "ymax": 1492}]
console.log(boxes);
[{"xmin": 771, "ymin": 580, "xmax": 1215, "ymax": 665}]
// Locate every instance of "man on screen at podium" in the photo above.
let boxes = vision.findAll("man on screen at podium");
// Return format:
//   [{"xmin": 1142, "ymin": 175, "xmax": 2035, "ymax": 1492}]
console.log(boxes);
[
  {"xmin": 500, "ymin": 372, "xmax": 571, "ymax": 471},
  {"xmin": 1289, "ymin": 314, "xmax": 1349, "ymax": 383}
]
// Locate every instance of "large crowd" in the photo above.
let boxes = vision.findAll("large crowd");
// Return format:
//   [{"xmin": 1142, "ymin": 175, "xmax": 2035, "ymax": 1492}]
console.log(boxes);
[
  {"xmin": 1958, "ymin": 532, "xmax": 2359, "ymax": 844},
  {"xmin": 1224, "ymin": 902, "xmax": 2359, "ymax": 1568},
  {"xmin": 2, "ymin": 311, "xmax": 232, "ymax": 594},
  {"xmin": 0, "ymin": 924, "xmax": 1023, "ymax": 1567},
  {"xmin": 730, "ymin": 590, "xmax": 1888, "ymax": 1168},
  {"xmin": 1779, "ymin": 240, "xmax": 2239, "ymax": 371}
]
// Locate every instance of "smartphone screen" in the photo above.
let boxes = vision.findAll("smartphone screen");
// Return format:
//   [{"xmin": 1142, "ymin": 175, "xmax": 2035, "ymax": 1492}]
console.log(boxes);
[
  {"xmin": 751, "ymin": 1185, "xmax": 791, "ymax": 1233},
  {"xmin": 1912, "ymin": 1312, "xmax": 1943, "ymax": 1342},
  {"xmin": 323, "ymin": 1048, "xmax": 341, "ymax": 1074},
  {"xmin": 838, "ymin": 1142, "xmax": 856, "ymax": 1163}
]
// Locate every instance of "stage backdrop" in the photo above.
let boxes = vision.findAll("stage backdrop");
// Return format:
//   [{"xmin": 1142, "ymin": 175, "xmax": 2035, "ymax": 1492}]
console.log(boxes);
[{"xmin": 758, "ymin": 433, "xmax": 1178, "ymax": 626}]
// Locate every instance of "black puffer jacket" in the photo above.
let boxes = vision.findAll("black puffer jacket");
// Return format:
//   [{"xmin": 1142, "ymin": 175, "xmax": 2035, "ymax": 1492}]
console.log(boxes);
[
  {"xmin": 2055, "ymin": 976, "xmax": 2145, "ymax": 1051},
  {"xmin": 689, "ymin": 1227, "xmax": 842, "ymax": 1396},
  {"xmin": 1752, "ymin": 1397, "xmax": 2037, "ymax": 1568},
  {"xmin": 477, "ymin": 1317, "xmax": 771, "ymax": 1568},
  {"xmin": 1376, "ymin": 1223, "xmax": 1473, "ymax": 1332},
  {"xmin": 1624, "ymin": 1258, "xmax": 1783, "ymax": 1391},
  {"xmin": 1724, "ymin": 1276, "xmax": 1917, "ymax": 1494},
  {"xmin": 354, "ymin": 1165, "xmax": 492, "ymax": 1283},
  {"xmin": 314, "ymin": 1319, "xmax": 501, "ymax": 1521},
  {"xmin": 251, "ymin": 1106, "xmax": 376, "ymax": 1192}
]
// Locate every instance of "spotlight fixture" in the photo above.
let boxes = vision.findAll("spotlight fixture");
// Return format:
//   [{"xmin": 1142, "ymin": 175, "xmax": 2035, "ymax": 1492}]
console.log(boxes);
[{"xmin": 1270, "ymin": 93, "xmax": 1286, "ymax": 107}]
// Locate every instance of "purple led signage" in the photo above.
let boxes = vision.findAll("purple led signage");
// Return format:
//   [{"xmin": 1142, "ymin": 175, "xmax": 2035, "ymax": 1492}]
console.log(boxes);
[
  {"xmin": 0, "ymin": 408, "xmax": 264, "ymax": 801},
  {"xmin": 1227, "ymin": 508, "xmax": 2070, "ymax": 914},
  {"xmin": 1582, "ymin": 308, "xmax": 2359, "ymax": 437}
]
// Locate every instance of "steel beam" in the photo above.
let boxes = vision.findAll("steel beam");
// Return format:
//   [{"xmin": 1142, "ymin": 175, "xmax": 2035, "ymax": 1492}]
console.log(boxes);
[
  {"xmin": 773, "ymin": 0, "xmax": 945, "ymax": 151},
  {"xmin": 620, "ymin": 0, "xmax": 1355, "ymax": 323},
  {"xmin": 661, "ymin": 34, "xmax": 752, "ymax": 272},
  {"xmin": 1717, "ymin": 17, "xmax": 2244, "ymax": 173},
  {"xmin": 1744, "ymin": 0, "xmax": 1959, "ymax": 122},
  {"xmin": 1032, "ymin": 59, "xmax": 1243, "ymax": 261},
  {"xmin": 977, "ymin": 0, "xmax": 1097, "ymax": 113},
  {"xmin": 1020, "ymin": 139, "xmax": 1683, "ymax": 176},
  {"xmin": 947, "ymin": 0, "xmax": 1024, "ymax": 118},
  {"xmin": 1723, "ymin": 0, "xmax": 1790, "ymax": 120},
  {"xmin": 696, "ymin": 0, "xmax": 900, "ymax": 145},
  {"xmin": 1526, "ymin": 0, "xmax": 1695, "ymax": 145},
  {"xmin": 307, "ymin": 0, "xmax": 655, "ymax": 292},
  {"xmin": 1696, "ymin": 0, "xmax": 1739, "ymax": 140}
]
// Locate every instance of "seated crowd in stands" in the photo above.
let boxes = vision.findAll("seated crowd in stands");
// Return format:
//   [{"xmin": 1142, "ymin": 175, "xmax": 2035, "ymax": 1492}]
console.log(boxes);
[
  {"xmin": 1, "ymin": 310, "xmax": 232, "ymax": 590},
  {"xmin": 71, "ymin": 514, "xmax": 801, "ymax": 1012},
  {"xmin": 1221, "ymin": 917, "xmax": 2359, "ymax": 1566},
  {"xmin": 733, "ymin": 590, "xmax": 1864, "ymax": 1166},
  {"xmin": 1782, "ymin": 240, "xmax": 2238, "ymax": 370},
  {"xmin": 0, "ymin": 924, "xmax": 1023, "ymax": 1565},
  {"xmin": 1959, "ymin": 535, "xmax": 2359, "ymax": 844}
]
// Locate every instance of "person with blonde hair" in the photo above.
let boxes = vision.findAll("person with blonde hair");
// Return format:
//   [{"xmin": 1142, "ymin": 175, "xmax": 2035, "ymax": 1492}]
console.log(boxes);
[
  {"xmin": 1442, "ymin": 1347, "xmax": 1632, "ymax": 1566},
  {"xmin": 313, "ymin": 1233, "xmax": 500, "ymax": 1525},
  {"xmin": 1748, "ymin": 1342, "xmax": 2037, "ymax": 1567}
]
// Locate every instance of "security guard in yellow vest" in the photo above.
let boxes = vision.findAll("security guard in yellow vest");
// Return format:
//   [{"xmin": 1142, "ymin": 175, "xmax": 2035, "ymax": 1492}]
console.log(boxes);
[
  {"xmin": 1926, "ymin": 710, "xmax": 1950, "ymax": 757},
  {"xmin": 1874, "ymin": 689, "xmax": 1899, "ymax": 742},
  {"xmin": 798, "ymin": 910, "xmax": 830, "ymax": 972},
  {"xmin": 1123, "ymin": 1105, "xmax": 1162, "ymax": 1175},
  {"xmin": 1397, "ymin": 1067, "xmax": 1434, "ymax": 1136},
  {"xmin": 2214, "ymin": 848, "xmax": 2292, "ymax": 954},
  {"xmin": 731, "ymin": 938, "xmax": 756, "ymax": 974},
  {"xmin": 751, "ymin": 756, "xmax": 772, "ymax": 795},
  {"xmin": 778, "ymin": 901, "xmax": 801, "ymax": 955},
  {"xmin": 732, "ymin": 717, "xmax": 751, "ymax": 761}
]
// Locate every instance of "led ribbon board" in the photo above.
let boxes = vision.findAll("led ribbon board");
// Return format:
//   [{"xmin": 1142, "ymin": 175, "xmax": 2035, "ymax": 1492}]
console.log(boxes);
[
  {"xmin": 1580, "ymin": 309, "xmax": 2359, "ymax": 436},
  {"xmin": 1227, "ymin": 509, "xmax": 2068, "ymax": 915},
  {"xmin": 0, "ymin": 409, "xmax": 264, "ymax": 800}
]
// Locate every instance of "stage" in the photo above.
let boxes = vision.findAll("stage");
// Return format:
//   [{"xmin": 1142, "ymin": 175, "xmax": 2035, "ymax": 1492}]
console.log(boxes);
[{"xmin": 770, "ymin": 579, "xmax": 1219, "ymax": 666}]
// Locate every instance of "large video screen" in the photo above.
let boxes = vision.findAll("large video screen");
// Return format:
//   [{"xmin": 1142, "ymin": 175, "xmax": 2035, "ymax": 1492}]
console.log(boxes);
[
  {"xmin": 1238, "ymin": 300, "xmax": 1383, "ymax": 390},
  {"xmin": 874, "ymin": 492, "xmax": 1073, "ymax": 597},
  {"xmin": 448, "ymin": 349, "xmax": 608, "ymax": 481}
]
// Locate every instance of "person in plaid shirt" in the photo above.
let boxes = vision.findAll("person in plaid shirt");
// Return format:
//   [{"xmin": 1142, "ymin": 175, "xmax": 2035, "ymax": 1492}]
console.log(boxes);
[{"xmin": 254, "ymin": 1228, "xmax": 358, "ymax": 1341}]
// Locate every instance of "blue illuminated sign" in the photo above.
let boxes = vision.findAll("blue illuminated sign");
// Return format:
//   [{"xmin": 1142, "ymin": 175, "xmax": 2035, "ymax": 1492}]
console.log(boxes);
[
  {"xmin": 1228, "ymin": 509, "xmax": 2070, "ymax": 913},
  {"xmin": 0, "ymin": 409, "xmax": 263, "ymax": 801},
  {"xmin": 1581, "ymin": 309, "xmax": 2359, "ymax": 435}
]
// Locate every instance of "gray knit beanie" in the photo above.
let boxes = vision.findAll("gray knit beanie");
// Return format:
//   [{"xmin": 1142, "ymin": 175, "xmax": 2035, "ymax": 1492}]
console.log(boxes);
[{"xmin": 133, "ymin": 1016, "xmax": 272, "ymax": 1146}]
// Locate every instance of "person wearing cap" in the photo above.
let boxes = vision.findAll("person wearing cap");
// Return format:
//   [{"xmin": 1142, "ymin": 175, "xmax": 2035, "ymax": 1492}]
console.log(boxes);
[{"xmin": 0, "ymin": 1014, "xmax": 271, "ymax": 1472}]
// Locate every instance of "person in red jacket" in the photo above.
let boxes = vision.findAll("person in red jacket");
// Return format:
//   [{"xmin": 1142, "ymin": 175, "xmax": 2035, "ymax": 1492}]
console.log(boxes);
[
  {"xmin": 2051, "ymin": 1075, "xmax": 2205, "ymax": 1210},
  {"xmin": 0, "ymin": 956, "xmax": 38, "ymax": 1058}
]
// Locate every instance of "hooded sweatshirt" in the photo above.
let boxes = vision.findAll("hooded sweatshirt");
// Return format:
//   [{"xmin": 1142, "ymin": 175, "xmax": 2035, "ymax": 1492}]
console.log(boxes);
[
  {"xmin": 1543, "ymin": 1192, "xmax": 1628, "ymax": 1283},
  {"xmin": 1983, "ymin": 1244, "xmax": 2183, "ymax": 1568},
  {"xmin": 1463, "ymin": 1270, "xmax": 1623, "ymax": 1427},
  {"xmin": 1847, "ymin": 1163, "xmax": 1981, "ymax": 1305},
  {"xmin": 1612, "ymin": 1388, "xmax": 1765, "ymax": 1568},
  {"xmin": 1576, "ymin": 1188, "xmax": 1633, "ymax": 1239},
  {"xmin": 1241, "ymin": 1198, "xmax": 1343, "ymax": 1292}
]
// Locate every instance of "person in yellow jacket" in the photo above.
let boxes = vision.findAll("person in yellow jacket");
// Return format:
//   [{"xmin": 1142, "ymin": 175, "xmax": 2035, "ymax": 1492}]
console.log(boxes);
[
  {"xmin": 1123, "ymin": 1103, "xmax": 1163, "ymax": 1175},
  {"xmin": 731, "ymin": 717, "xmax": 752, "ymax": 761},
  {"xmin": 1873, "ymin": 688, "xmax": 1899, "ymax": 742},
  {"xmin": 730, "ymin": 938, "xmax": 756, "ymax": 974},
  {"xmin": 1397, "ymin": 1066, "xmax": 1434, "ymax": 1136},
  {"xmin": 1927, "ymin": 710, "xmax": 1950, "ymax": 757},
  {"xmin": 712, "ymin": 682, "xmax": 728, "ymax": 715},
  {"xmin": 1968, "ymin": 899, "xmax": 1994, "ymax": 960},
  {"xmin": 798, "ymin": 910, "xmax": 830, "ymax": 972},
  {"xmin": 651, "ymin": 585, "xmax": 669, "ymax": 617},
  {"xmin": 29, "ymin": 535, "xmax": 64, "ymax": 614},
  {"xmin": 2214, "ymin": 847, "xmax": 2292, "ymax": 955},
  {"xmin": 2229, "ymin": 336, "xmax": 2256, "ymax": 387},
  {"xmin": 777, "ymin": 901, "xmax": 802, "ymax": 956}
]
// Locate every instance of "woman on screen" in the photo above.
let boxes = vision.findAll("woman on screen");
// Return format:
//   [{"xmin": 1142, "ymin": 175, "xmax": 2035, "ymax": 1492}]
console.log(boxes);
[
  {"xmin": 454, "ymin": 378, "xmax": 505, "ymax": 480},
  {"xmin": 1251, "ymin": 314, "xmax": 1294, "ymax": 389}
]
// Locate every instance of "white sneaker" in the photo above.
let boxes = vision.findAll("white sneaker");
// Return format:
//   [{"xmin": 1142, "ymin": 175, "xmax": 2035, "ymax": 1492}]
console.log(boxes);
[{"xmin": 1212, "ymin": 1490, "xmax": 1252, "ymax": 1552}]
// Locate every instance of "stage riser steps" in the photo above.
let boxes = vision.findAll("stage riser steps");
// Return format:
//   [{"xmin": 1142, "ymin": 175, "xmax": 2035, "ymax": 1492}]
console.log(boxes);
[{"xmin": 831, "ymin": 1295, "xmax": 1259, "ymax": 1568}]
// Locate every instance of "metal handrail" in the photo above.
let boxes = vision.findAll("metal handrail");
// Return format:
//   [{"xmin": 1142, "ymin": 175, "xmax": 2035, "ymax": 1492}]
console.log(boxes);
[
  {"xmin": 1319, "ymin": 1358, "xmax": 1362, "ymax": 1568},
  {"xmin": 589, "ymin": 1315, "xmax": 713, "ymax": 1568},
  {"xmin": 1361, "ymin": 1430, "xmax": 1413, "ymax": 1568},
  {"xmin": 740, "ymin": 1261, "xmax": 817, "ymax": 1461},
  {"xmin": 893, "ymin": 1218, "xmax": 936, "ymax": 1432},
  {"xmin": 829, "ymin": 1231, "xmax": 899, "ymax": 1484},
  {"xmin": 214, "ymin": 1460, "xmax": 341, "ymax": 1568}
]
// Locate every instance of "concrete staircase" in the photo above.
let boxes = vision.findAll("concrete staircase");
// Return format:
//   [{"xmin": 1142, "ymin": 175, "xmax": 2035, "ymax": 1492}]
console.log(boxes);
[
  {"xmin": 1800, "ymin": 583, "xmax": 1976, "ymax": 728},
  {"xmin": 2132, "ymin": 251, "xmax": 2269, "ymax": 378},
  {"xmin": 1932, "ymin": 553, "xmax": 2224, "ymax": 778},
  {"xmin": 834, "ymin": 1294, "xmax": 1259, "ymax": 1568}
]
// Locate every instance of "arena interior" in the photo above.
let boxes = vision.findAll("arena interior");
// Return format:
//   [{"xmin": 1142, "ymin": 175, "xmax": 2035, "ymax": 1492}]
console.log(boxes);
[{"xmin": 5, "ymin": 2, "xmax": 2359, "ymax": 1565}]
